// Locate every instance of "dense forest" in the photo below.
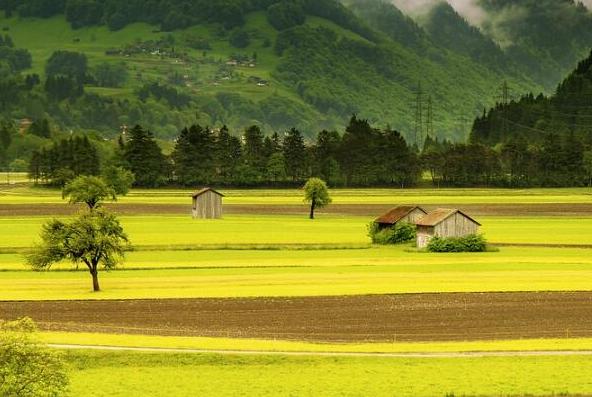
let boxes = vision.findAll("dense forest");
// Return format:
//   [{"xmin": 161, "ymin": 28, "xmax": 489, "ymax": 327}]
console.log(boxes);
[{"xmin": 468, "ymin": 50, "xmax": 592, "ymax": 186}]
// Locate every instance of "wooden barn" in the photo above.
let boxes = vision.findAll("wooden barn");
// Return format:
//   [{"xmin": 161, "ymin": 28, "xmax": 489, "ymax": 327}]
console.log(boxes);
[
  {"xmin": 191, "ymin": 188, "xmax": 224, "ymax": 219},
  {"xmin": 374, "ymin": 206, "xmax": 428, "ymax": 229},
  {"xmin": 416, "ymin": 208, "xmax": 481, "ymax": 248}
]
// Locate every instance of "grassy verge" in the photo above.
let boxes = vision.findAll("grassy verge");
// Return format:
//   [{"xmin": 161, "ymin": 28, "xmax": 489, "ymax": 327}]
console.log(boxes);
[{"xmin": 62, "ymin": 349, "xmax": 592, "ymax": 396}]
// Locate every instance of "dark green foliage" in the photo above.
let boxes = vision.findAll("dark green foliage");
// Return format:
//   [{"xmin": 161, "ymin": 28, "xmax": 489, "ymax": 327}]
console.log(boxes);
[
  {"xmin": 469, "ymin": 50, "xmax": 592, "ymax": 186},
  {"xmin": 29, "ymin": 136, "xmax": 100, "ymax": 184},
  {"xmin": 137, "ymin": 82, "xmax": 190, "ymax": 109},
  {"xmin": 282, "ymin": 127, "xmax": 306, "ymax": 180},
  {"xmin": 45, "ymin": 50, "xmax": 88, "ymax": 81},
  {"xmin": 267, "ymin": 1, "xmax": 306, "ymax": 31},
  {"xmin": 368, "ymin": 221, "xmax": 416, "ymax": 245},
  {"xmin": 92, "ymin": 62, "xmax": 128, "ymax": 88},
  {"xmin": 228, "ymin": 28, "xmax": 250, "ymax": 48},
  {"xmin": 45, "ymin": 75, "xmax": 84, "ymax": 100},
  {"xmin": 0, "ymin": 35, "xmax": 32, "ymax": 72},
  {"xmin": 15, "ymin": 0, "xmax": 65, "ymax": 18},
  {"xmin": 27, "ymin": 118, "xmax": 51, "ymax": 138},
  {"xmin": 427, "ymin": 234, "xmax": 488, "ymax": 253},
  {"xmin": 122, "ymin": 125, "xmax": 169, "ymax": 187},
  {"xmin": 171, "ymin": 124, "xmax": 216, "ymax": 186},
  {"xmin": 242, "ymin": 124, "xmax": 266, "ymax": 175},
  {"xmin": 65, "ymin": 0, "xmax": 103, "ymax": 29}
]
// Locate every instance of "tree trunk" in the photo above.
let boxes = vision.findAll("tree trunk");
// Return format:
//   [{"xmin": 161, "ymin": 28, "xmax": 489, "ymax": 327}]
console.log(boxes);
[
  {"xmin": 309, "ymin": 192, "xmax": 316, "ymax": 220},
  {"xmin": 90, "ymin": 269, "xmax": 100, "ymax": 292}
]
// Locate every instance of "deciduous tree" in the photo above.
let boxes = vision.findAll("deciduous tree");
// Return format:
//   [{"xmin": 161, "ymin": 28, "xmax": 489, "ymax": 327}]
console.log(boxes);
[
  {"xmin": 26, "ymin": 208, "xmax": 129, "ymax": 292},
  {"xmin": 0, "ymin": 317, "xmax": 68, "ymax": 397},
  {"xmin": 303, "ymin": 177, "xmax": 331, "ymax": 219}
]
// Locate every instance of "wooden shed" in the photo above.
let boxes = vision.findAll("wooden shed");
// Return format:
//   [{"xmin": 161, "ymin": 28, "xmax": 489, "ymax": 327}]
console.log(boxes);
[
  {"xmin": 416, "ymin": 208, "xmax": 481, "ymax": 248},
  {"xmin": 374, "ymin": 206, "xmax": 428, "ymax": 230},
  {"xmin": 191, "ymin": 188, "xmax": 224, "ymax": 219}
]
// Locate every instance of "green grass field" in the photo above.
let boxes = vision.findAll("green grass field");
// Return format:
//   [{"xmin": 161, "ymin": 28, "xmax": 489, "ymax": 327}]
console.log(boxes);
[
  {"xmin": 1, "ymin": 213, "xmax": 592, "ymax": 250},
  {"xmin": 63, "ymin": 350, "xmax": 592, "ymax": 397},
  {"xmin": 2, "ymin": 245, "xmax": 592, "ymax": 300}
]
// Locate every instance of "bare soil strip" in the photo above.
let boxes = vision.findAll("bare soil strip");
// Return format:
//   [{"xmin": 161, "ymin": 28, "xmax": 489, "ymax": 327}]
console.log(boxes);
[
  {"xmin": 2, "ymin": 203, "xmax": 592, "ymax": 217},
  {"xmin": 3, "ymin": 292, "xmax": 592, "ymax": 342},
  {"xmin": 47, "ymin": 344, "xmax": 592, "ymax": 358}
]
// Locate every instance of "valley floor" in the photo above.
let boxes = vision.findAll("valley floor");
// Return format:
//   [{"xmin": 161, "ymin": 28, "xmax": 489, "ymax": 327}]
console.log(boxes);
[{"xmin": 3, "ymin": 186, "xmax": 592, "ymax": 396}]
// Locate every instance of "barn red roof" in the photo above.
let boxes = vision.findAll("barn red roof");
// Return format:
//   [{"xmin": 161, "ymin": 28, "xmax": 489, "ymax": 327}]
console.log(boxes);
[
  {"xmin": 416, "ymin": 208, "xmax": 481, "ymax": 227},
  {"xmin": 375, "ymin": 206, "xmax": 427, "ymax": 225},
  {"xmin": 191, "ymin": 187, "xmax": 225, "ymax": 198}
]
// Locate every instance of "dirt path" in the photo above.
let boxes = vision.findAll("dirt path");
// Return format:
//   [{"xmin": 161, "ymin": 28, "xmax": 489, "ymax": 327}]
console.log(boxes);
[
  {"xmin": 4, "ymin": 292, "xmax": 592, "ymax": 342},
  {"xmin": 47, "ymin": 343, "xmax": 592, "ymax": 358},
  {"xmin": 2, "ymin": 203, "xmax": 592, "ymax": 216}
]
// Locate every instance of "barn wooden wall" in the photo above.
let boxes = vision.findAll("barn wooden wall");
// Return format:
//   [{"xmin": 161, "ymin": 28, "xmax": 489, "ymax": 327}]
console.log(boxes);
[
  {"xmin": 434, "ymin": 213, "xmax": 479, "ymax": 238},
  {"xmin": 416, "ymin": 213, "xmax": 479, "ymax": 248},
  {"xmin": 192, "ymin": 191, "xmax": 223, "ymax": 219},
  {"xmin": 402, "ymin": 208, "xmax": 428, "ymax": 224}
]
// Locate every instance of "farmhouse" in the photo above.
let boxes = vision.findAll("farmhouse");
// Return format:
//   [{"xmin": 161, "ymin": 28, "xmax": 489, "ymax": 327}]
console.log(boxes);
[
  {"xmin": 374, "ymin": 206, "xmax": 428, "ymax": 230},
  {"xmin": 191, "ymin": 188, "xmax": 224, "ymax": 219},
  {"xmin": 416, "ymin": 208, "xmax": 481, "ymax": 248}
]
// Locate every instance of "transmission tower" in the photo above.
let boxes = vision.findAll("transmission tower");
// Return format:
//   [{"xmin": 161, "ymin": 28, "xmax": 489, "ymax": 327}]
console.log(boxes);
[
  {"xmin": 458, "ymin": 115, "xmax": 469, "ymax": 142},
  {"xmin": 425, "ymin": 95, "xmax": 433, "ymax": 143},
  {"xmin": 496, "ymin": 81, "xmax": 512, "ymax": 136},
  {"xmin": 413, "ymin": 82, "xmax": 424, "ymax": 148}
]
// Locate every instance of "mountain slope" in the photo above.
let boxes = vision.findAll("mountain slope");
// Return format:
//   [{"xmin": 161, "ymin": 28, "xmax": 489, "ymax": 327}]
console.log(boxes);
[{"xmin": 0, "ymin": 0, "xmax": 578, "ymax": 142}]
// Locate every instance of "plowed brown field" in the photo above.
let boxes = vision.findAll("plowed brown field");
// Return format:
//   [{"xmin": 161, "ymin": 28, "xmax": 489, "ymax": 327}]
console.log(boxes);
[
  {"xmin": 3, "ymin": 292, "xmax": 592, "ymax": 342},
  {"xmin": 2, "ymin": 203, "xmax": 592, "ymax": 216}
]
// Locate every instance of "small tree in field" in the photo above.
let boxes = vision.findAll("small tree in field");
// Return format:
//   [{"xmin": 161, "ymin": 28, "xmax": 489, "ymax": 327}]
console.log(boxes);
[
  {"xmin": 0, "ymin": 317, "xmax": 68, "ymax": 397},
  {"xmin": 303, "ymin": 177, "xmax": 332, "ymax": 219},
  {"xmin": 26, "ymin": 209, "xmax": 129, "ymax": 292},
  {"xmin": 62, "ymin": 175, "xmax": 116, "ymax": 210}
]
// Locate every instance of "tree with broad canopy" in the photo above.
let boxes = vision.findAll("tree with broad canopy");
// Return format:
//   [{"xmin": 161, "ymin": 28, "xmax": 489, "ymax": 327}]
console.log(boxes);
[{"xmin": 26, "ymin": 208, "xmax": 129, "ymax": 292}]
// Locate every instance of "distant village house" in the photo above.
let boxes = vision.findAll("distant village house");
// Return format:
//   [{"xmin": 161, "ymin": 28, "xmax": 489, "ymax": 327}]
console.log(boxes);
[
  {"xmin": 192, "ymin": 188, "xmax": 224, "ymax": 219},
  {"xmin": 416, "ymin": 209, "xmax": 481, "ymax": 248}
]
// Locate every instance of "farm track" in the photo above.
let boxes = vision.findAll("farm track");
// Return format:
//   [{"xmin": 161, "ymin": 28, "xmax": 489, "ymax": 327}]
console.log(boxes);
[
  {"xmin": 2, "ymin": 202, "xmax": 592, "ymax": 216},
  {"xmin": 46, "ymin": 344, "xmax": 592, "ymax": 358},
  {"xmin": 3, "ymin": 292, "xmax": 592, "ymax": 342}
]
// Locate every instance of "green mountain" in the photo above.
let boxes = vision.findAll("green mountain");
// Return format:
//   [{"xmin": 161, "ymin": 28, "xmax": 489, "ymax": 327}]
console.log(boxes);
[
  {"xmin": 471, "ymin": 49, "xmax": 592, "ymax": 146},
  {"xmin": 0, "ymin": 0, "xmax": 587, "ymax": 146}
]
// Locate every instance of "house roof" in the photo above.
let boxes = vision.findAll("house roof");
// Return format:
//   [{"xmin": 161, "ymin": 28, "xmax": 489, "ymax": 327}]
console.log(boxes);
[
  {"xmin": 375, "ymin": 206, "xmax": 427, "ymax": 225},
  {"xmin": 191, "ymin": 187, "xmax": 225, "ymax": 198},
  {"xmin": 416, "ymin": 208, "xmax": 481, "ymax": 227}
]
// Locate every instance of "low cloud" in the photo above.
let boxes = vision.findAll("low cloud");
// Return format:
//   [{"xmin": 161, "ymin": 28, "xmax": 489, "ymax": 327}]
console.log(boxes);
[{"xmin": 390, "ymin": 0, "xmax": 486, "ymax": 26}]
